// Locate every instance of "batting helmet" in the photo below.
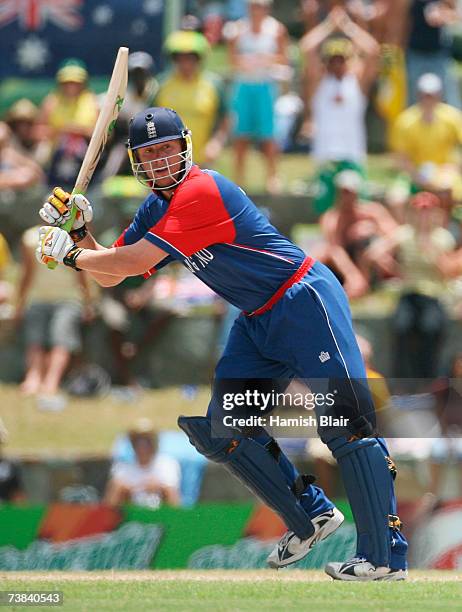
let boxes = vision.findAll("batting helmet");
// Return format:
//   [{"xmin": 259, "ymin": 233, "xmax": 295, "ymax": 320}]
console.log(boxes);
[{"xmin": 126, "ymin": 107, "xmax": 193, "ymax": 190}]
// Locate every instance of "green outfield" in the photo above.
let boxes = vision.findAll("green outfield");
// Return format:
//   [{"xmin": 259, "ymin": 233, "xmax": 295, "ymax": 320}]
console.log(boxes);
[
  {"xmin": 0, "ymin": 571, "xmax": 461, "ymax": 611},
  {"xmin": 0, "ymin": 384, "xmax": 208, "ymax": 455}
]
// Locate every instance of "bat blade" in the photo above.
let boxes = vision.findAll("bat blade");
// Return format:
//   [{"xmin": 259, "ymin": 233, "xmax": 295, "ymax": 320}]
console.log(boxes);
[
  {"xmin": 72, "ymin": 46, "xmax": 129, "ymax": 197},
  {"xmin": 47, "ymin": 46, "xmax": 129, "ymax": 269}
]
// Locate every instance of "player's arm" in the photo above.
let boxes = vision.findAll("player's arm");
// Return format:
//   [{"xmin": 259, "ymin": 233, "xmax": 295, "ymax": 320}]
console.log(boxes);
[
  {"xmin": 69, "ymin": 238, "xmax": 168, "ymax": 278},
  {"xmin": 36, "ymin": 225, "xmax": 168, "ymax": 282}
]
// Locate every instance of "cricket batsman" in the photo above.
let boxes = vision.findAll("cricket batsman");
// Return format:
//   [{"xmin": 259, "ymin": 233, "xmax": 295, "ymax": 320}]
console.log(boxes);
[{"xmin": 36, "ymin": 107, "xmax": 408, "ymax": 580}]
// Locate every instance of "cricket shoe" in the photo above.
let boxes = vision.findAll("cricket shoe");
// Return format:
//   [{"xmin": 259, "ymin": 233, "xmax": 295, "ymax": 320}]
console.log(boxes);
[
  {"xmin": 325, "ymin": 557, "xmax": 408, "ymax": 581},
  {"xmin": 267, "ymin": 507, "xmax": 344, "ymax": 568}
]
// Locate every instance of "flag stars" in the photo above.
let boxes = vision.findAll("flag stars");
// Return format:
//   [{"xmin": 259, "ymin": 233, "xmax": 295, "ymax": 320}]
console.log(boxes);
[
  {"xmin": 16, "ymin": 35, "xmax": 49, "ymax": 71},
  {"xmin": 131, "ymin": 19, "xmax": 148, "ymax": 36},
  {"xmin": 143, "ymin": 0, "xmax": 163, "ymax": 16},
  {"xmin": 92, "ymin": 5, "xmax": 114, "ymax": 27}
]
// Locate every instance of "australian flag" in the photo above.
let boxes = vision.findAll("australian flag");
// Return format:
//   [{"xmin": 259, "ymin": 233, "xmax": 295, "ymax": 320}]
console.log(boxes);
[{"xmin": 0, "ymin": 0, "xmax": 165, "ymax": 78}]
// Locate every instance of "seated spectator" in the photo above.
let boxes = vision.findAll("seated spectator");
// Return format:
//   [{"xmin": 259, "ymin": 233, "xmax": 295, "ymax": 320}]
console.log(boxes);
[
  {"xmin": 0, "ymin": 121, "xmax": 43, "ymax": 191},
  {"xmin": 0, "ymin": 418, "xmax": 25, "ymax": 504},
  {"xmin": 14, "ymin": 226, "xmax": 95, "ymax": 410},
  {"xmin": 98, "ymin": 208, "xmax": 176, "ymax": 389},
  {"xmin": 156, "ymin": 30, "xmax": 228, "ymax": 168},
  {"xmin": 315, "ymin": 170, "xmax": 398, "ymax": 298},
  {"xmin": 226, "ymin": 0, "xmax": 289, "ymax": 192},
  {"xmin": 36, "ymin": 59, "xmax": 98, "ymax": 187},
  {"xmin": 300, "ymin": 6, "xmax": 380, "ymax": 212},
  {"xmin": 105, "ymin": 419, "xmax": 181, "ymax": 508},
  {"xmin": 5, "ymin": 99, "xmax": 47, "ymax": 165},
  {"xmin": 390, "ymin": 73, "xmax": 462, "ymax": 212}
]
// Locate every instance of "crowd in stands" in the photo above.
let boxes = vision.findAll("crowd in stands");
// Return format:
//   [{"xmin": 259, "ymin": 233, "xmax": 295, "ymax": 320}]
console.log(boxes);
[{"xmin": 1, "ymin": 0, "xmax": 462, "ymax": 511}]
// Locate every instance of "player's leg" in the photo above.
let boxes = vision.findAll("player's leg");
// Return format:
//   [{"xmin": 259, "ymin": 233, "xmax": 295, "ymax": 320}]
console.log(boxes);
[
  {"xmin": 260, "ymin": 262, "xmax": 407, "ymax": 579},
  {"xmin": 307, "ymin": 265, "xmax": 407, "ymax": 579},
  {"xmin": 178, "ymin": 313, "xmax": 341, "ymax": 560}
]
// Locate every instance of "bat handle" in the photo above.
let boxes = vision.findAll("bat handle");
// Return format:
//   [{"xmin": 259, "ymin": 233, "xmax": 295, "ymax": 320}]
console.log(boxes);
[{"xmin": 46, "ymin": 206, "xmax": 79, "ymax": 270}]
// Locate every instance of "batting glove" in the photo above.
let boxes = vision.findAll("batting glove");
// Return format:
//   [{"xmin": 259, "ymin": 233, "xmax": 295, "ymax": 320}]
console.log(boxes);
[
  {"xmin": 39, "ymin": 188, "xmax": 93, "ymax": 234},
  {"xmin": 36, "ymin": 226, "xmax": 82, "ymax": 270}
]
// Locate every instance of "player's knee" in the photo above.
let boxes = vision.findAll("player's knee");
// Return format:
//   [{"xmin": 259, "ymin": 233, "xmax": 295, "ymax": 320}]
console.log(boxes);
[
  {"xmin": 326, "ymin": 435, "xmax": 376, "ymax": 460},
  {"xmin": 178, "ymin": 415, "xmax": 237, "ymax": 463},
  {"xmin": 326, "ymin": 435, "xmax": 398, "ymax": 482}
]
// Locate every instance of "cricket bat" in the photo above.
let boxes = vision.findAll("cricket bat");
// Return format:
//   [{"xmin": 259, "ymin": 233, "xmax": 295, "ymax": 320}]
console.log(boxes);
[{"xmin": 47, "ymin": 46, "xmax": 129, "ymax": 269}]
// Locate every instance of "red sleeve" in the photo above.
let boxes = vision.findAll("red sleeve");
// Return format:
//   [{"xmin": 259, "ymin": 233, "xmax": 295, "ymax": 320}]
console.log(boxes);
[
  {"xmin": 112, "ymin": 229, "xmax": 128, "ymax": 248},
  {"xmin": 145, "ymin": 172, "xmax": 236, "ymax": 257}
]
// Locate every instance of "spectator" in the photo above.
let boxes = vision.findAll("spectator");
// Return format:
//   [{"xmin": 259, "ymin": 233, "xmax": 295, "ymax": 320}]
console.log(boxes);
[
  {"xmin": 274, "ymin": 83, "xmax": 305, "ymax": 153},
  {"xmin": 98, "ymin": 205, "xmax": 177, "ymax": 388},
  {"xmin": 36, "ymin": 59, "xmax": 99, "ymax": 187},
  {"xmin": 4, "ymin": 99, "xmax": 47, "ymax": 165},
  {"xmin": 0, "ymin": 121, "xmax": 43, "ymax": 191},
  {"xmin": 14, "ymin": 226, "xmax": 95, "ymax": 410},
  {"xmin": 105, "ymin": 419, "xmax": 181, "ymax": 508},
  {"xmin": 406, "ymin": 0, "xmax": 460, "ymax": 108},
  {"xmin": 390, "ymin": 72, "xmax": 462, "ymax": 210},
  {"xmin": 156, "ymin": 30, "xmax": 229, "ymax": 167},
  {"xmin": 300, "ymin": 6, "xmax": 380, "ymax": 212},
  {"xmin": 315, "ymin": 169, "xmax": 398, "ymax": 298},
  {"xmin": 0, "ymin": 418, "xmax": 25, "ymax": 504},
  {"xmin": 102, "ymin": 51, "xmax": 159, "ymax": 179},
  {"xmin": 99, "ymin": 274, "xmax": 175, "ymax": 389},
  {"xmin": 227, "ymin": 0, "xmax": 289, "ymax": 192},
  {"xmin": 374, "ymin": 192, "xmax": 457, "ymax": 378},
  {"xmin": 125, "ymin": 51, "xmax": 159, "ymax": 115}
]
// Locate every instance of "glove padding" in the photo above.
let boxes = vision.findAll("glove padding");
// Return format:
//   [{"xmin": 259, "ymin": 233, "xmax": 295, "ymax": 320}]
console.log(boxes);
[
  {"xmin": 36, "ymin": 226, "xmax": 76, "ymax": 266},
  {"xmin": 39, "ymin": 187, "xmax": 93, "ymax": 230}
]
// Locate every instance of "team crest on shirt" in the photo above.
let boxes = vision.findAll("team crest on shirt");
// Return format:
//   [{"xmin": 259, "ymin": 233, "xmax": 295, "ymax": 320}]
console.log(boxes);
[{"xmin": 183, "ymin": 249, "xmax": 214, "ymax": 273}]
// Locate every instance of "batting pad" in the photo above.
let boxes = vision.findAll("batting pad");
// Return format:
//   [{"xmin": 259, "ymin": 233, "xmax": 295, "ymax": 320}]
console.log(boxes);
[
  {"xmin": 328, "ymin": 436, "xmax": 396, "ymax": 568},
  {"xmin": 178, "ymin": 415, "xmax": 314, "ymax": 540}
]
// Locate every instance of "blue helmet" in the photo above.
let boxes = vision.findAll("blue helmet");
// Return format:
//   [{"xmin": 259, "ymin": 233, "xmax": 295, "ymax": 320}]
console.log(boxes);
[{"xmin": 127, "ymin": 107, "xmax": 193, "ymax": 190}]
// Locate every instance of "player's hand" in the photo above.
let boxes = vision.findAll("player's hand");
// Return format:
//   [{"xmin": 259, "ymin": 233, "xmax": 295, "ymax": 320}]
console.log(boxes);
[
  {"xmin": 35, "ymin": 226, "xmax": 75, "ymax": 266},
  {"xmin": 39, "ymin": 187, "xmax": 93, "ymax": 230}
]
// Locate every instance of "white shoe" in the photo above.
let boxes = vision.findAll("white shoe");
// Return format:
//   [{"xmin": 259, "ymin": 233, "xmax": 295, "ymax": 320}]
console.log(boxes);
[
  {"xmin": 325, "ymin": 557, "xmax": 408, "ymax": 581},
  {"xmin": 267, "ymin": 507, "xmax": 344, "ymax": 568}
]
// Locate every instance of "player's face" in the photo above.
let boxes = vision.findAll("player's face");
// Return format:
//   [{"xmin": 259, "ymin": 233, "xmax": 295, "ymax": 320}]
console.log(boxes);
[{"xmin": 136, "ymin": 139, "xmax": 184, "ymax": 189}]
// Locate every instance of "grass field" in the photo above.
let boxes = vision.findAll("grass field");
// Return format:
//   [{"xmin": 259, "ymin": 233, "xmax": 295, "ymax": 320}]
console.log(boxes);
[
  {"xmin": 0, "ymin": 384, "xmax": 209, "ymax": 456},
  {"xmin": 0, "ymin": 571, "xmax": 461, "ymax": 611}
]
